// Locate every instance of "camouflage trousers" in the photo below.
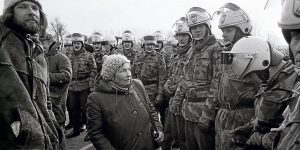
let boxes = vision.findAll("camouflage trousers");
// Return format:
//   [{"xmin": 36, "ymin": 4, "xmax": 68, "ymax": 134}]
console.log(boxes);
[
  {"xmin": 215, "ymin": 108, "xmax": 254, "ymax": 150},
  {"xmin": 162, "ymin": 110, "xmax": 186, "ymax": 150},
  {"xmin": 185, "ymin": 120, "xmax": 214, "ymax": 150}
]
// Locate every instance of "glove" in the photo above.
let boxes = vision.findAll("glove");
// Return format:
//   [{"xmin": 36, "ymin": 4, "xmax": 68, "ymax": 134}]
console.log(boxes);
[
  {"xmin": 174, "ymin": 104, "xmax": 182, "ymax": 116},
  {"xmin": 246, "ymin": 132, "xmax": 263, "ymax": 148},
  {"xmin": 163, "ymin": 81, "xmax": 173, "ymax": 97},
  {"xmin": 223, "ymin": 129, "xmax": 248, "ymax": 148},
  {"xmin": 198, "ymin": 117, "xmax": 213, "ymax": 131},
  {"xmin": 230, "ymin": 123, "xmax": 253, "ymax": 137},
  {"xmin": 224, "ymin": 124, "xmax": 253, "ymax": 148}
]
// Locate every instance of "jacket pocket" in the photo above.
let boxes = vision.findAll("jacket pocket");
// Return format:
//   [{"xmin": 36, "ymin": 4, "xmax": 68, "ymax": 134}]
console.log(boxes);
[
  {"xmin": 16, "ymin": 108, "xmax": 45, "ymax": 149},
  {"xmin": 193, "ymin": 57, "xmax": 210, "ymax": 81},
  {"xmin": 146, "ymin": 62, "xmax": 158, "ymax": 75}
]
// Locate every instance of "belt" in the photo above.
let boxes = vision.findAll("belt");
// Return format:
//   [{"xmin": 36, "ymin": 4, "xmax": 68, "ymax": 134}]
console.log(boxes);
[
  {"xmin": 185, "ymin": 96, "xmax": 206, "ymax": 103},
  {"xmin": 220, "ymin": 102, "xmax": 254, "ymax": 110},
  {"xmin": 142, "ymin": 80, "xmax": 157, "ymax": 86}
]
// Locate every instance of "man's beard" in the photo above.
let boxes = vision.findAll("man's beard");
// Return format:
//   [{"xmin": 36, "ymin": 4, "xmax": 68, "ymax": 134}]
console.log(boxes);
[{"xmin": 12, "ymin": 17, "xmax": 40, "ymax": 34}]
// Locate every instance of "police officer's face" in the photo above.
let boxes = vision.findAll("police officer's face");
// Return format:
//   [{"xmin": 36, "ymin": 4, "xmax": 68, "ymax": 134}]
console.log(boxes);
[
  {"xmin": 72, "ymin": 42, "xmax": 83, "ymax": 51},
  {"xmin": 176, "ymin": 34, "xmax": 190, "ymax": 47},
  {"xmin": 190, "ymin": 24, "xmax": 207, "ymax": 40},
  {"xmin": 113, "ymin": 63, "xmax": 132, "ymax": 87},
  {"xmin": 156, "ymin": 42, "xmax": 163, "ymax": 49},
  {"xmin": 64, "ymin": 44, "xmax": 73, "ymax": 52},
  {"xmin": 290, "ymin": 31, "xmax": 300, "ymax": 67},
  {"xmin": 101, "ymin": 44, "xmax": 111, "ymax": 54},
  {"xmin": 93, "ymin": 42, "xmax": 102, "ymax": 51},
  {"xmin": 13, "ymin": 1, "xmax": 40, "ymax": 34},
  {"xmin": 123, "ymin": 41, "xmax": 132, "ymax": 50},
  {"xmin": 144, "ymin": 43, "xmax": 155, "ymax": 53},
  {"xmin": 221, "ymin": 26, "xmax": 236, "ymax": 43}
]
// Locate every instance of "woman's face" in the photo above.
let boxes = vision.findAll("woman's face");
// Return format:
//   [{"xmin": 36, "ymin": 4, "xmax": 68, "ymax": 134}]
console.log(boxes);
[{"xmin": 112, "ymin": 63, "xmax": 132, "ymax": 87}]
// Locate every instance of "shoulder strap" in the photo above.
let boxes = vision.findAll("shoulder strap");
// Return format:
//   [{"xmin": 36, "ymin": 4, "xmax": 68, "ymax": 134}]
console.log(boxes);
[{"xmin": 131, "ymin": 79, "xmax": 158, "ymax": 132}]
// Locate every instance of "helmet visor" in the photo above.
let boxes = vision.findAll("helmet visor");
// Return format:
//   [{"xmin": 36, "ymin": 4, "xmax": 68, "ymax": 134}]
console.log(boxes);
[{"xmin": 230, "ymin": 53, "xmax": 254, "ymax": 78}]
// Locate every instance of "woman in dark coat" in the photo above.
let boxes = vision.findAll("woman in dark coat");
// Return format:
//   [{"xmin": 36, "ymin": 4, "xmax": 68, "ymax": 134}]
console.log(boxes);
[{"xmin": 87, "ymin": 54, "xmax": 164, "ymax": 150}]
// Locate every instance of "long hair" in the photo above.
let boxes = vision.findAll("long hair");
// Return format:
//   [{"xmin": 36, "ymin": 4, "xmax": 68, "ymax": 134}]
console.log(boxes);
[{"xmin": 0, "ymin": 5, "xmax": 48, "ymax": 36}]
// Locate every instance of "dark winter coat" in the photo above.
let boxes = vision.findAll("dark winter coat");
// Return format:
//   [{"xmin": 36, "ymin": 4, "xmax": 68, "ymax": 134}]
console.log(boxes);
[
  {"xmin": 46, "ymin": 46, "xmax": 72, "ymax": 124},
  {"xmin": 46, "ymin": 48, "xmax": 72, "ymax": 99},
  {"xmin": 87, "ymin": 78, "xmax": 162, "ymax": 150},
  {"xmin": 0, "ymin": 23, "xmax": 59, "ymax": 149}
]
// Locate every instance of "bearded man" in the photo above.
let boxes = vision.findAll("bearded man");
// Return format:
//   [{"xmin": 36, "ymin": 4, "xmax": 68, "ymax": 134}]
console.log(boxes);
[{"xmin": 0, "ymin": 0, "xmax": 59, "ymax": 149}]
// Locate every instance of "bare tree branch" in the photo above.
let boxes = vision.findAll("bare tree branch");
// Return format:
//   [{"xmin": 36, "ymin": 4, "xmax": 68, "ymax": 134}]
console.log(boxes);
[{"xmin": 49, "ymin": 17, "xmax": 68, "ymax": 41}]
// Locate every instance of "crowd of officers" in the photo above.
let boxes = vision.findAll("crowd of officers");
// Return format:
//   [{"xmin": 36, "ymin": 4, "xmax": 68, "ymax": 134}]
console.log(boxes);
[
  {"xmin": 2, "ymin": 0, "xmax": 300, "ymax": 149},
  {"xmin": 58, "ymin": 2, "xmax": 300, "ymax": 150}
]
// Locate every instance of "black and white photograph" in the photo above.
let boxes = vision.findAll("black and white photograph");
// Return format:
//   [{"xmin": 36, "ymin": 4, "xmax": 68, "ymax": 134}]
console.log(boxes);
[{"xmin": 0, "ymin": 0, "xmax": 299, "ymax": 150}]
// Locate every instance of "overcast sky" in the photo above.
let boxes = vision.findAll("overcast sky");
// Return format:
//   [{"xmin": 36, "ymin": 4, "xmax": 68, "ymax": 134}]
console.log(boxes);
[{"xmin": 0, "ymin": 0, "xmax": 287, "ymax": 46}]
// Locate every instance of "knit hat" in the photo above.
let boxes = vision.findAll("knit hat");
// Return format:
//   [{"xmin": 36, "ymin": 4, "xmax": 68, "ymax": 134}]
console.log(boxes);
[
  {"xmin": 3, "ymin": 0, "xmax": 42, "ymax": 13},
  {"xmin": 101, "ymin": 54, "xmax": 130, "ymax": 80},
  {"xmin": 49, "ymin": 41, "xmax": 61, "ymax": 51}
]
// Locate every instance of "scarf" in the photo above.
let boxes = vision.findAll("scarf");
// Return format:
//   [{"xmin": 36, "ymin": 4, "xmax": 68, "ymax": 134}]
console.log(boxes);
[
  {"xmin": 192, "ymin": 35, "xmax": 216, "ymax": 52},
  {"xmin": 177, "ymin": 41, "xmax": 192, "ymax": 56}
]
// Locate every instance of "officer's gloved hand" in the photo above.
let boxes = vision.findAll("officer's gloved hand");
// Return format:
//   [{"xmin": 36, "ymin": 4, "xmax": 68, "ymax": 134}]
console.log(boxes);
[
  {"xmin": 198, "ymin": 117, "xmax": 213, "ymax": 131},
  {"xmin": 163, "ymin": 81, "xmax": 173, "ymax": 97},
  {"xmin": 174, "ymin": 105, "xmax": 181, "ymax": 116},
  {"xmin": 246, "ymin": 132, "xmax": 264, "ymax": 148},
  {"xmin": 225, "ymin": 129, "xmax": 248, "ymax": 147},
  {"xmin": 224, "ymin": 125, "xmax": 253, "ymax": 148}
]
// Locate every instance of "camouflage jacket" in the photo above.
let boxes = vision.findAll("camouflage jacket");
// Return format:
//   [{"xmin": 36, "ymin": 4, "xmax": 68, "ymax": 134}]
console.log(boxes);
[
  {"xmin": 157, "ymin": 48, "xmax": 173, "ymax": 78},
  {"xmin": 93, "ymin": 52, "xmax": 105, "ymax": 73},
  {"xmin": 275, "ymin": 76, "xmax": 300, "ymax": 150},
  {"xmin": 253, "ymin": 61, "xmax": 297, "ymax": 132},
  {"xmin": 133, "ymin": 50, "xmax": 166, "ymax": 99},
  {"xmin": 172, "ymin": 35, "xmax": 223, "ymax": 123},
  {"xmin": 69, "ymin": 49, "xmax": 97, "ymax": 91},
  {"xmin": 112, "ymin": 48, "xmax": 138, "ymax": 67},
  {"xmin": 165, "ymin": 44, "xmax": 192, "ymax": 114},
  {"xmin": 215, "ymin": 60, "xmax": 258, "ymax": 150}
]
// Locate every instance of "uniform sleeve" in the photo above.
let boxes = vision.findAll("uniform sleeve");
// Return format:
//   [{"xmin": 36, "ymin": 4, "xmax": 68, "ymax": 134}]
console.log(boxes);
[
  {"xmin": 202, "ymin": 44, "xmax": 223, "ymax": 121},
  {"xmin": 157, "ymin": 54, "xmax": 167, "ymax": 95},
  {"xmin": 87, "ymin": 54, "xmax": 98, "ymax": 89},
  {"xmin": 132, "ymin": 55, "xmax": 141, "ymax": 79},
  {"xmin": 171, "ymin": 81, "xmax": 186, "ymax": 112},
  {"xmin": 87, "ymin": 94, "xmax": 116, "ymax": 150},
  {"xmin": 49, "ymin": 55, "xmax": 72, "ymax": 84}
]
